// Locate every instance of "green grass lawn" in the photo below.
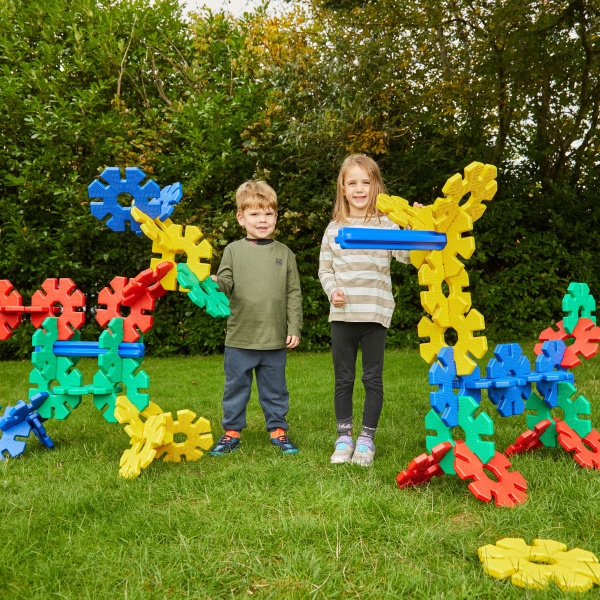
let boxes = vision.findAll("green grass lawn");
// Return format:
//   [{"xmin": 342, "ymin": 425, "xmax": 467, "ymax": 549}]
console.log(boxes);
[{"xmin": 1, "ymin": 346, "xmax": 600, "ymax": 599}]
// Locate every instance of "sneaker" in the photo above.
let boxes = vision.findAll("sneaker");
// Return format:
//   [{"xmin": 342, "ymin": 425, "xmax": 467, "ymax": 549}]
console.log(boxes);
[
  {"xmin": 351, "ymin": 436, "xmax": 375, "ymax": 466},
  {"xmin": 330, "ymin": 435, "xmax": 355, "ymax": 464},
  {"xmin": 270, "ymin": 428, "xmax": 299, "ymax": 454},
  {"xmin": 210, "ymin": 431, "xmax": 240, "ymax": 456}
]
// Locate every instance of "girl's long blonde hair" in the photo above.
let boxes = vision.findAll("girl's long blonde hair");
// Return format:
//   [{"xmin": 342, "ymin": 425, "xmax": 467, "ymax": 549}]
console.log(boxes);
[{"xmin": 332, "ymin": 154, "xmax": 387, "ymax": 223}]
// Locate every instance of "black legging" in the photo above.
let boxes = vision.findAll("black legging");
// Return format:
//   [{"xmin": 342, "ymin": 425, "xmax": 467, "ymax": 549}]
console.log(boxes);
[{"xmin": 331, "ymin": 321, "xmax": 387, "ymax": 433}]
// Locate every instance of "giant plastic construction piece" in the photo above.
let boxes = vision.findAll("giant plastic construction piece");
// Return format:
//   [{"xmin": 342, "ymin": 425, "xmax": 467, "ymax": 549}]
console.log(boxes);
[
  {"xmin": 340, "ymin": 161, "xmax": 600, "ymax": 507},
  {"xmin": 479, "ymin": 538, "xmax": 600, "ymax": 592},
  {"xmin": 0, "ymin": 168, "xmax": 224, "ymax": 477}
]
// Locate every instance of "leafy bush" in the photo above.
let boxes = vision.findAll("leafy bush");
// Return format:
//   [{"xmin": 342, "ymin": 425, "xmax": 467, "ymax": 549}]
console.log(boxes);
[{"xmin": 1, "ymin": 0, "xmax": 599, "ymax": 359}]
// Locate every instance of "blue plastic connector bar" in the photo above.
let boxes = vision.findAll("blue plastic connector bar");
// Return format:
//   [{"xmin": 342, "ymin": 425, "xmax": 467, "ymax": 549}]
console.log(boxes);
[
  {"xmin": 335, "ymin": 228, "xmax": 447, "ymax": 250},
  {"xmin": 34, "ymin": 341, "xmax": 145, "ymax": 359}
]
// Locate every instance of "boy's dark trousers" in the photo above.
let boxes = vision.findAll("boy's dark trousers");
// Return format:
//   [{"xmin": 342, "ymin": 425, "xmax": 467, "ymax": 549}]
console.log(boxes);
[{"xmin": 221, "ymin": 346, "xmax": 290, "ymax": 432}]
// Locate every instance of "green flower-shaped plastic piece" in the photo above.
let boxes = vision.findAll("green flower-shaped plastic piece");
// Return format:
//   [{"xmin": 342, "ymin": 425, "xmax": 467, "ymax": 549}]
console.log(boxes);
[
  {"xmin": 526, "ymin": 381, "xmax": 592, "ymax": 447},
  {"xmin": 562, "ymin": 282, "xmax": 597, "ymax": 334},
  {"xmin": 93, "ymin": 318, "xmax": 149, "ymax": 422},
  {"xmin": 30, "ymin": 317, "xmax": 84, "ymax": 420},
  {"xmin": 176, "ymin": 263, "xmax": 230, "ymax": 319},
  {"xmin": 425, "ymin": 395, "xmax": 494, "ymax": 475}
]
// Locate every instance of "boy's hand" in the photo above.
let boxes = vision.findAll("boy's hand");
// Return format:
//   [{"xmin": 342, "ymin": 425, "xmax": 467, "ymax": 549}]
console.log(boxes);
[
  {"xmin": 331, "ymin": 289, "xmax": 345, "ymax": 307},
  {"xmin": 287, "ymin": 335, "xmax": 300, "ymax": 349},
  {"xmin": 210, "ymin": 275, "xmax": 218, "ymax": 282}
]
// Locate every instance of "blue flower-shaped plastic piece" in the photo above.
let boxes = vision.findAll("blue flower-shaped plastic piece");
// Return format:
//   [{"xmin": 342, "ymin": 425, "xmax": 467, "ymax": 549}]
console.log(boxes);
[
  {"xmin": 0, "ymin": 392, "xmax": 54, "ymax": 457},
  {"xmin": 27, "ymin": 413, "xmax": 54, "ymax": 449},
  {"xmin": 532, "ymin": 340, "xmax": 572, "ymax": 408},
  {"xmin": 88, "ymin": 167, "xmax": 161, "ymax": 234},
  {"xmin": 158, "ymin": 182, "xmax": 183, "ymax": 221},
  {"xmin": 0, "ymin": 392, "xmax": 48, "ymax": 431},
  {"xmin": 455, "ymin": 365, "xmax": 488, "ymax": 404},
  {"xmin": 535, "ymin": 339, "xmax": 567, "ymax": 373},
  {"xmin": 429, "ymin": 346, "xmax": 460, "ymax": 427},
  {"xmin": 0, "ymin": 415, "xmax": 31, "ymax": 459},
  {"xmin": 486, "ymin": 343, "xmax": 531, "ymax": 417}
]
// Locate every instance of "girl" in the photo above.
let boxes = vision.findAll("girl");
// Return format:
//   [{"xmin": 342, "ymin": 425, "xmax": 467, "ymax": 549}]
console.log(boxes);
[{"xmin": 318, "ymin": 154, "xmax": 411, "ymax": 466}]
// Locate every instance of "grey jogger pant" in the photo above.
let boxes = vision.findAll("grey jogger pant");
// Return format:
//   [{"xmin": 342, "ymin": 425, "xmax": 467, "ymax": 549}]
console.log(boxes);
[{"xmin": 221, "ymin": 346, "xmax": 290, "ymax": 432}]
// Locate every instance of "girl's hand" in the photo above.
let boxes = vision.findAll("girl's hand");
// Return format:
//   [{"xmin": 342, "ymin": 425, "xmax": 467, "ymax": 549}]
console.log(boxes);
[
  {"xmin": 413, "ymin": 202, "xmax": 424, "ymax": 208},
  {"xmin": 210, "ymin": 275, "xmax": 218, "ymax": 282},
  {"xmin": 287, "ymin": 335, "xmax": 300, "ymax": 349},
  {"xmin": 331, "ymin": 289, "xmax": 345, "ymax": 307}
]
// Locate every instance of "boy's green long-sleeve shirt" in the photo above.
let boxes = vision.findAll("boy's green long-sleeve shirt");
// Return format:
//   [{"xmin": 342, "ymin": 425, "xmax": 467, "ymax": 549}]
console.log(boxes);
[{"xmin": 216, "ymin": 239, "xmax": 303, "ymax": 350}]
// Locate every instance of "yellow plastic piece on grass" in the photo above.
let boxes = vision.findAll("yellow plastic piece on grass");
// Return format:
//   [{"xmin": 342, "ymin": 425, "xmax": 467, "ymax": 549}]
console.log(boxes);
[
  {"xmin": 479, "ymin": 538, "xmax": 600, "ymax": 592},
  {"xmin": 131, "ymin": 206, "xmax": 212, "ymax": 291},
  {"xmin": 115, "ymin": 396, "xmax": 173, "ymax": 479},
  {"xmin": 117, "ymin": 398, "xmax": 213, "ymax": 465},
  {"xmin": 157, "ymin": 409, "xmax": 213, "ymax": 463},
  {"xmin": 139, "ymin": 402, "xmax": 213, "ymax": 462}
]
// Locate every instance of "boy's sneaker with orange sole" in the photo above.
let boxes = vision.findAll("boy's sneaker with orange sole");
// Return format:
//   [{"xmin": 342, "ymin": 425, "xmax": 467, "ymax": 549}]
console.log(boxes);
[
  {"xmin": 210, "ymin": 431, "xmax": 241, "ymax": 455},
  {"xmin": 270, "ymin": 428, "xmax": 299, "ymax": 454}
]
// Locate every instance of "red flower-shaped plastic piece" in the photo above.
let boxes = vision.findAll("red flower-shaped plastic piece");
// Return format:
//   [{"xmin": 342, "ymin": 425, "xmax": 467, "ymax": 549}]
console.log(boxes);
[
  {"xmin": 121, "ymin": 262, "xmax": 172, "ymax": 306},
  {"xmin": 396, "ymin": 442, "xmax": 453, "ymax": 488},
  {"xmin": 555, "ymin": 418, "xmax": 600, "ymax": 469},
  {"xmin": 504, "ymin": 419, "xmax": 553, "ymax": 456},
  {"xmin": 454, "ymin": 440, "xmax": 528, "ymax": 507},
  {"xmin": 96, "ymin": 264, "xmax": 171, "ymax": 341},
  {"xmin": 30, "ymin": 278, "xmax": 85, "ymax": 339},
  {"xmin": 0, "ymin": 280, "xmax": 22, "ymax": 340},
  {"xmin": 535, "ymin": 318, "xmax": 600, "ymax": 368}
]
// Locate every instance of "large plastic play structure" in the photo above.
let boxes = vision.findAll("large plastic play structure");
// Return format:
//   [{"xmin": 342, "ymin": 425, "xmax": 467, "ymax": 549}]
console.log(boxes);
[
  {"xmin": 0, "ymin": 168, "xmax": 230, "ymax": 478},
  {"xmin": 337, "ymin": 161, "xmax": 600, "ymax": 507},
  {"xmin": 1, "ymin": 162, "xmax": 599, "ymax": 503}
]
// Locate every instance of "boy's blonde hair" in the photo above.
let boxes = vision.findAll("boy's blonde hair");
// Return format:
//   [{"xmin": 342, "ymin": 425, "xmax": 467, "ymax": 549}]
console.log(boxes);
[
  {"xmin": 236, "ymin": 180, "xmax": 278, "ymax": 213},
  {"xmin": 332, "ymin": 154, "xmax": 387, "ymax": 223}
]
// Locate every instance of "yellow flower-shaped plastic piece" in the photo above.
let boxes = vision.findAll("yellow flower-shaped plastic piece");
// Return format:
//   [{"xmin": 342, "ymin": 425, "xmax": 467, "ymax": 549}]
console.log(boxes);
[
  {"xmin": 156, "ymin": 409, "xmax": 213, "ymax": 463},
  {"xmin": 116, "ymin": 397, "xmax": 212, "ymax": 469},
  {"xmin": 119, "ymin": 412, "xmax": 172, "ymax": 479},
  {"xmin": 479, "ymin": 538, "xmax": 600, "ymax": 592},
  {"xmin": 377, "ymin": 162, "xmax": 496, "ymax": 376},
  {"xmin": 140, "ymin": 401, "xmax": 164, "ymax": 419},
  {"xmin": 417, "ymin": 308, "xmax": 487, "ymax": 375},
  {"xmin": 115, "ymin": 396, "xmax": 173, "ymax": 479},
  {"xmin": 131, "ymin": 206, "xmax": 212, "ymax": 291}
]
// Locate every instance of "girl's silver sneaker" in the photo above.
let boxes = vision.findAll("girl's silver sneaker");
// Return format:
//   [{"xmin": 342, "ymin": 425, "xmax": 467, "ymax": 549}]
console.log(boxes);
[
  {"xmin": 351, "ymin": 436, "xmax": 375, "ymax": 467},
  {"xmin": 330, "ymin": 435, "xmax": 355, "ymax": 464}
]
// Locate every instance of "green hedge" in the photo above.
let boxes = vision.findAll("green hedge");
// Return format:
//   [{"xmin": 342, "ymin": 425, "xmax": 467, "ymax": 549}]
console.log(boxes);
[{"xmin": 1, "ymin": 0, "xmax": 598, "ymax": 359}]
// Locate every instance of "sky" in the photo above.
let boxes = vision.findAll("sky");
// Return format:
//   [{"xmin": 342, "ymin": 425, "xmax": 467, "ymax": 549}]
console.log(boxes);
[{"xmin": 180, "ymin": 0, "xmax": 268, "ymax": 17}]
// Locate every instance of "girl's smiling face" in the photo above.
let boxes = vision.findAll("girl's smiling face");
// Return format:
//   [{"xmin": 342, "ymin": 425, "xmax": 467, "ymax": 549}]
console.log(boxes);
[{"xmin": 343, "ymin": 165, "xmax": 371, "ymax": 217}]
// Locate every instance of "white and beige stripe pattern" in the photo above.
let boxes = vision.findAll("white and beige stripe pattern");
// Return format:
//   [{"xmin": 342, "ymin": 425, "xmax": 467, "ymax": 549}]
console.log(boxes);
[{"xmin": 318, "ymin": 216, "xmax": 410, "ymax": 328}]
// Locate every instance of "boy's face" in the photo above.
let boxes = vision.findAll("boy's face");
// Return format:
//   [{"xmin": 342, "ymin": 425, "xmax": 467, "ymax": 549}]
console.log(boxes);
[{"xmin": 237, "ymin": 206, "xmax": 277, "ymax": 239}]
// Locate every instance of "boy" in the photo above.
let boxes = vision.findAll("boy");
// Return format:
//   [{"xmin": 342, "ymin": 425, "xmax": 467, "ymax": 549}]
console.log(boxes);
[{"xmin": 210, "ymin": 181, "xmax": 303, "ymax": 455}]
